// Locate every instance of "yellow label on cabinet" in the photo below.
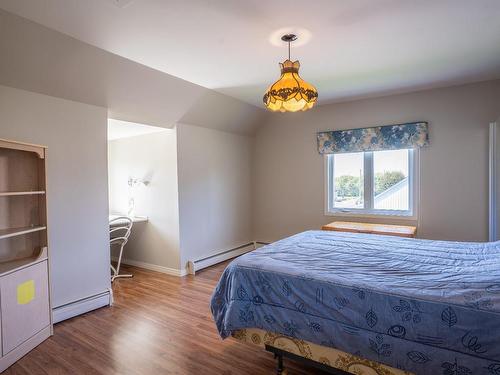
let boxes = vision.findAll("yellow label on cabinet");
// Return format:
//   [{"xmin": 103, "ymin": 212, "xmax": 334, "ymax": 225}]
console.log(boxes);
[{"xmin": 17, "ymin": 280, "xmax": 35, "ymax": 305}]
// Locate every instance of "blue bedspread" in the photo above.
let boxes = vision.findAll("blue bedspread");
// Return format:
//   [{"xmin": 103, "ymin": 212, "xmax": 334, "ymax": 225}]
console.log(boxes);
[{"xmin": 210, "ymin": 231, "xmax": 500, "ymax": 375}]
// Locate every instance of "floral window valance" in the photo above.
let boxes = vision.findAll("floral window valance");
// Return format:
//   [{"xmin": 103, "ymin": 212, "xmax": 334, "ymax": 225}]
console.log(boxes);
[{"xmin": 317, "ymin": 121, "xmax": 429, "ymax": 154}]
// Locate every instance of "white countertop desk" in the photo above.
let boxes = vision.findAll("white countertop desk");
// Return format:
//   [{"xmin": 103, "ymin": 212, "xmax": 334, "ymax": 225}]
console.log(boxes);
[{"xmin": 109, "ymin": 214, "xmax": 148, "ymax": 226}]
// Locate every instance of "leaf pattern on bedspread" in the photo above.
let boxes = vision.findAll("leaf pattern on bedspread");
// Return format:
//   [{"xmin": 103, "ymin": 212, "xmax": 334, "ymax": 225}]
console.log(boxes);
[
  {"xmin": 295, "ymin": 298, "xmax": 307, "ymax": 313},
  {"xmin": 464, "ymin": 292, "xmax": 494, "ymax": 311},
  {"xmin": 252, "ymin": 295, "xmax": 264, "ymax": 305},
  {"xmin": 264, "ymin": 315, "xmax": 276, "ymax": 324},
  {"xmin": 256, "ymin": 274, "xmax": 271, "ymax": 292},
  {"xmin": 441, "ymin": 307, "xmax": 458, "ymax": 328},
  {"xmin": 365, "ymin": 308, "xmax": 378, "ymax": 328},
  {"xmin": 282, "ymin": 280, "xmax": 292, "ymax": 296},
  {"xmin": 353, "ymin": 287, "xmax": 366, "ymax": 300},
  {"xmin": 334, "ymin": 296, "xmax": 350, "ymax": 310},
  {"xmin": 369, "ymin": 335, "xmax": 392, "ymax": 358},
  {"xmin": 441, "ymin": 359, "xmax": 472, "ymax": 375},
  {"xmin": 283, "ymin": 320, "xmax": 299, "ymax": 337},
  {"xmin": 392, "ymin": 299, "xmax": 422, "ymax": 324},
  {"xmin": 237, "ymin": 285, "xmax": 248, "ymax": 300},
  {"xmin": 486, "ymin": 363, "xmax": 500, "ymax": 375},
  {"xmin": 407, "ymin": 351, "xmax": 430, "ymax": 364},
  {"xmin": 308, "ymin": 322, "xmax": 322, "ymax": 332},
  {"xmin": 210, "ymin": 230, "xmax": 500, "ymax": 375}
]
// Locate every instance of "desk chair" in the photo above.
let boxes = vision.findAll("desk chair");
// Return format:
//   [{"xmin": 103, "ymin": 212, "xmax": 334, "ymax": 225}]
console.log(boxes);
[{"xmin": 109, "ymin": 216, "xmax": 133, "ymax": 282}]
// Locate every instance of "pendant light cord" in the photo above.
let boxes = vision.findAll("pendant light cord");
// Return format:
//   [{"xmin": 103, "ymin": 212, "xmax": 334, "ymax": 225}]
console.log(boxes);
[{"xmin": 288, "ymin": 41, "xmax": 291, "ymax": 60}]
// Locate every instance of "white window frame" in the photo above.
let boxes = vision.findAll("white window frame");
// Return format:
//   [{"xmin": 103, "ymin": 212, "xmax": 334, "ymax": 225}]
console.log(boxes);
[{"xmin": 324, "ymin": 148, "xmax": 419, "ymax": 220}]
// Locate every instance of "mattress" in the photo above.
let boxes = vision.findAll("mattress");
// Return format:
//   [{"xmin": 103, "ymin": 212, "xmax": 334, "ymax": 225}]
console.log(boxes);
[{"xmin": 210, "ymin": 230, "xmax": 500, "ymax": 375}]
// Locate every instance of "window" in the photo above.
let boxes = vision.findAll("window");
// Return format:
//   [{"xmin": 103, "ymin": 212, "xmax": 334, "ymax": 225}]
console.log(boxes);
[{"xmin": 326, "ymin": 149, "xmax": 416, "ymax": 217}]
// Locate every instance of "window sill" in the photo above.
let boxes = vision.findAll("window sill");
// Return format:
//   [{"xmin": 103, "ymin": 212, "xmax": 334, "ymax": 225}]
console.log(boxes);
[{"xmin": 325, "ymin": 210, "xmax": 417, "ymax": 222}]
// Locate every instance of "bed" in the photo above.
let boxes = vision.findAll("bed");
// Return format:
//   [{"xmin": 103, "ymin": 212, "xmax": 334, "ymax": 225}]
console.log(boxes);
[{"xmin": 210, "ymin": 230, "xmax": 500, "ymax": 375}]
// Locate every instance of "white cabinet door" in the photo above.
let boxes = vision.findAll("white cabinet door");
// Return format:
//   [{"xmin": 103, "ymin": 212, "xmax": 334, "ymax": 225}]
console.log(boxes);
[{"xmin": 1, "ymin": 261, "xmax": 50, "ymax": 354}]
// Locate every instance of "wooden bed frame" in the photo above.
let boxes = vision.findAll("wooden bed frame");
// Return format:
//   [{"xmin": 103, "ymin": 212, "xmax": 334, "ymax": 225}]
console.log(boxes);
[{"xmin": 266, "ymin": 345, "xmax": 351, "ymax": 375}]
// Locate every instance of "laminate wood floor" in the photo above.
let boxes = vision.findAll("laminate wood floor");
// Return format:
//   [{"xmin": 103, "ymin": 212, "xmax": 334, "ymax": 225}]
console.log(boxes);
[{"xmin": 6, "ymin": 261, "xmax": 326, "ymax": 374}]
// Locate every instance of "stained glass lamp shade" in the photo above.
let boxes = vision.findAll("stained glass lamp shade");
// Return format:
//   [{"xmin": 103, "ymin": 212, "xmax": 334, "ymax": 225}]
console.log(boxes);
[{"xmin": 263, "ymin": 34, "xmax": 318, "ymax": 112}]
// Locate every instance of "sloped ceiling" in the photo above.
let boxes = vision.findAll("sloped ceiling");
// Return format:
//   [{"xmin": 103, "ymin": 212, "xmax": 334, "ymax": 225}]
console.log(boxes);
[
  {"xmin": 0, "ymin": 10, "xmax": 265, "ymax": 135},
  {"xmin": 1, "ymin": 0, "xmax": 500, "ymax": 107}
]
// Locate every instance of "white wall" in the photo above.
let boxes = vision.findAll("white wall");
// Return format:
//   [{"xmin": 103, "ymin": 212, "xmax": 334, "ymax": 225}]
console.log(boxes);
[
  {"xmin": 108, "ymin": 130, "xmax": 181, "ymax": 272},
  {"xmin": 176, "ymin": 123, "xmax": 253, "ymax": 268},
  {"xmin": 254, "ymin": 80, "xmax": 500, "ymax": 243},
  {"xmin": 0, "ymin": 85, "xmax": 110, "ymax": 308},
  {"xmin": 0, "ymin": 8, "xmax": 263, "ymax": 282},
  {"xmin": 0, "ymin": 9, "xmax": 266, "ymax": 135}
]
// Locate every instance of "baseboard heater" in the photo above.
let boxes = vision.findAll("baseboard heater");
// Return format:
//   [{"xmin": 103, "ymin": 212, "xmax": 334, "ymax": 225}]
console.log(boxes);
[
  {"xmin": 187, "ymin": 241, "xmax": 269, "ymax": 275},
  {"xmin": 52, "ymin": 289, "xmax": 112, "ymax": 324}
]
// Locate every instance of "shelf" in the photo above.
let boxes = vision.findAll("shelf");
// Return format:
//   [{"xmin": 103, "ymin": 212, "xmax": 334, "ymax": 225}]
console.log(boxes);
[
  {"xmin": 0, "ymin": 138, "xmax": 46, "ymax": 159},
  {"xmin": 0, "ymin": 247, "xmax": 48, "ymax": 276},
  {"xmin": 0, "ymin": 226, "xmax": 47, "ymax": 240},
  {"xmin": 0, "ymin": 191, "xmax": 45, "ymax": 197}
]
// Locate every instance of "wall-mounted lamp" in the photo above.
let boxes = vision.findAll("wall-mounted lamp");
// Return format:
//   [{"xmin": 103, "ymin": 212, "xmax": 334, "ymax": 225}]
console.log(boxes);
[
  {"xmin": 128, "ymin": 177, "xmax": 150, "ymax": 188},
  {"xmin": 127, "ymin": 176, "xmax": 150, "ymax": 216}
]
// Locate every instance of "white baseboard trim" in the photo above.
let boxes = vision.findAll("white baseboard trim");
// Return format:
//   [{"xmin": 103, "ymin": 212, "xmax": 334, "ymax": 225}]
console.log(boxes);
[
  {"xmin": 113, "ymin": 241, "xmax": 270, "ymax": 278},
  {"xmin": 255, "ymin": 241, "xmax": 270, "ymax": 247},
  {"xmin": 52, "ymin": 289, "xmax": 112, "ymax": 324},
  {"xmin": 187, "ymin": 242, "xmax": 257, "ymax": 275},
  {"xmin": 112, "ymin": 256, "xmax": 187, "ymax": 277}
]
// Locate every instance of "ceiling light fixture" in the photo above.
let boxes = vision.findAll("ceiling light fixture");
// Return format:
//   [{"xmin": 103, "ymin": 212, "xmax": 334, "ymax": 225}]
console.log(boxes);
[{"xmin": 263, "ymin": 34, "xmax": 318, "ymax": 113}]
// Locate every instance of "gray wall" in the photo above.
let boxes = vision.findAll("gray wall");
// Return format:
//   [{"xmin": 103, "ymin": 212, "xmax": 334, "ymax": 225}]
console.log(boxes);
[
  {"xmin": 0, "ymin": 85, "xmax": 110, "ymax": 308},
  {"xmin": 254, "ymin": 80, "xmax": 500, "ymax": 243},
  {"xmin": 108, "ymin": 130, "xmax": 181, "ymax": 272},
  {"xmin": 176, "ymin": 123, "xmax": 253, "ymax": 268}
]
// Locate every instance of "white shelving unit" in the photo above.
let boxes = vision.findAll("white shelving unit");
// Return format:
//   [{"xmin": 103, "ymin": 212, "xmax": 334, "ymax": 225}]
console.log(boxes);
[
  {"xmin": 0, "ymin": 226, "xmax": 47, "ymax": 240},
  {"xmin": 0, "ymin": 138, "xmax": 53, "ymax": 371}
]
